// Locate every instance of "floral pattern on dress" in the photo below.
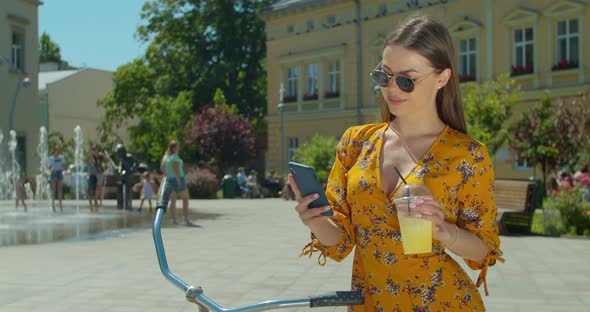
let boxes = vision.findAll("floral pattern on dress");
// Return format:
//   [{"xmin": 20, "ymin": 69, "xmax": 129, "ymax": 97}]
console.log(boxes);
[{"xmin": 305, "ymin": 123, "xmax": 503, "ymax": 311}]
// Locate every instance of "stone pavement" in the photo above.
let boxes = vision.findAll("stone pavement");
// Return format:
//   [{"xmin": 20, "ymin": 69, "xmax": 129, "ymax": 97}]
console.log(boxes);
[{"xmin": 0, "ymin": 199, "xmax": 589, "ymax": 312}]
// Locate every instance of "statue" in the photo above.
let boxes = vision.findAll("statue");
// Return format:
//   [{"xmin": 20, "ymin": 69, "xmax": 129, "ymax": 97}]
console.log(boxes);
[{"xmin": 115, "ymin": 144, "xmax": 137, "ymax": 210}]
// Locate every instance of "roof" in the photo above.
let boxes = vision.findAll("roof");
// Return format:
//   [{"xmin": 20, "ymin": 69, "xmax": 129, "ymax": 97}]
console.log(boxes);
[
  {"xmin": 38, "ymin": 68, "xmax": 113, "ymax": 90},
  {"xmin": 262, "ymin": 0, "xmax": 340, "ymax": 18},
  {"xmin": 38, "ymin": 70, "xmax": 80, "ymax": 90}
]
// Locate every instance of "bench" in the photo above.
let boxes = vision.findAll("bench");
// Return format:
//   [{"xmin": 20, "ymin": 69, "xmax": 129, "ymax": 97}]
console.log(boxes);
[{"xmin": 494, "ymin": 179, "xmax": 538, "ymax": 234}]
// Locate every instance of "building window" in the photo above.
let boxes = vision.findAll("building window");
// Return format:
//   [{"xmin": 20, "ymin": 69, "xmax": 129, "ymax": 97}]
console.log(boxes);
[
  {"xmin": 514, "ymin": 153, "xmax": 532, "ymax": 171},
  {"xmin": 11, "ymin": 29, "xmax": 25, "ymax": 71},
  {"xmin": 378, "ymin": 4, "xmax": 387, "ymax": 16},
  {"xmin": 408, "ymin": 0, "xmax": 419, "ymax": 9},
  {"xmin": 553, "ymin": 19, "xmax": 579, "ymax": 71},
  {"xmin": 285, "ymin": 67, "xmax": 299, "ymax": 103},
  {"xmin": 512, "ymin": 27, "xmax": 534, "ymax": 76},
  {"xmin": 287, "ymin": 25, "xmax": 294, "ymax": 33},
  {"xmin": 304, "ymin": 64, "xmax": 318, "ymax": 100},
  {"xmin": 306, "ymin": 20, "xmax": 314, "ymax": 31},
  {"xmin": 327, "ymin": 15, "xmax": 336, "ymax": 26},
  {"xmin": 288, "ymin": 137, "xmax": 299, "ymax": 161},
  {"xmin": 326, "ymin": 60, "xmax": 340, "ymax": 98},
  {"xmin": 458, "ymin": 38, "xmax": 477, "ymax": 82}
]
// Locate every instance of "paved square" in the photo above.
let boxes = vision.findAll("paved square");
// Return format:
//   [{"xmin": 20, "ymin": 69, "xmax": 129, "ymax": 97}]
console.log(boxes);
[{"xmin": 1, "ymin": 199, "xmax": 588, "ymax": 311}]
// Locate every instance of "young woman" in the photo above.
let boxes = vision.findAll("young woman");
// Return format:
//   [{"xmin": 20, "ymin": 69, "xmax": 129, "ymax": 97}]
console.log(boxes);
[
  {"xmin": 290, "ymin": 15, "xmax": 503, "ymax": 311},
  {"xmin": 50, "ymin": 147, "xmax": 66, "ymax": 212},
  {"xmin": 161, "ymin": 141, "xmax": 193, "ymax": 225}
]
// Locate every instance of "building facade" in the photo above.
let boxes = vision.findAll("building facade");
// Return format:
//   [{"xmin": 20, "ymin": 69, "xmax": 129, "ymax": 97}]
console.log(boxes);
[
  {"xmin": 0, "ymin": 0, "xmax": 42, "ymax": 176},
  {"xmin": 39, "ymin": 68, "xmax": 120, "ymax": 149},
  {"xmin": 263, "ymin": 0, "xmax": 590, "ymax": 179}
]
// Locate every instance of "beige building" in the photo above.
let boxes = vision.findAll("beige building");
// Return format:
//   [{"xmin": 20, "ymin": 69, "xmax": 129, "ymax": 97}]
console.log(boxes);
[
  {"xmin": 263, "ymin": 0, "xmax": 590, "ymax": 179},
  {"xmin": 39, "ymin": 68, "xmax": 116, "ymax": 148},
  {"xmin": 0, "ymin": 0, "xmax": 42, "ymax": 176}
]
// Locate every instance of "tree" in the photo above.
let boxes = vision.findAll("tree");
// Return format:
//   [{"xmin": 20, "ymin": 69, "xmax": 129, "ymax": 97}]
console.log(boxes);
[
  {"xmin": 39, "ymin": 32, "xmax": 62, "ymax": 63},
  {"xmin": 135, "ymin": 0, "xmax": 268, "ymax": 120},
  {"xmin": 554, "ymin": 88, "xmax": 590, "ymax": 170},
  {"xmin": 462, "ymin": 73, "xmax": 521, "ymax": 156},
  {"xmin": 292, "ymin": 134, "xmax": 339, "ymax": 182},
  {"xmin": 510, "ymin": 96, "xmax": 561, "ymax": 186},
  {"xmin": 129, "ymin": 92, "xmax": 192, "ymax": 163},
  {"xmin": 98, "ymin": 0, "xmax": 269, "ymax": 163},
  {"xmin": 186, "ymin": 104, "xmax": 256, "ymax": 176}
]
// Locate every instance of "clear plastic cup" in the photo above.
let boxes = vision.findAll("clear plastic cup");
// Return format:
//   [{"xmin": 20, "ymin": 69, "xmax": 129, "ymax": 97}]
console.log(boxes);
[{"xmin": 393, "ymin": 183, "xmax": 433, "ymax": 254}]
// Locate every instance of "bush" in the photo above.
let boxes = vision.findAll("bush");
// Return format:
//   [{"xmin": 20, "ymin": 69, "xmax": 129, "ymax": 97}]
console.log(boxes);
[
  {"xmin": 545, "ymin": 186, "xmax": 590, "ymax": 236},
  {"xmin": 185, "ymin": 166, "xmax": 219, "ymax": 199},
  {"xmin": 292, "ymin": 134, "xmax": 339, "ymax": 183}
]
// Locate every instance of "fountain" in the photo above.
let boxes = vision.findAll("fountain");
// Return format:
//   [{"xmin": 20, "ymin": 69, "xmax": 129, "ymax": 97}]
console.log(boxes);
[
  {"xmin": 73, "ymin": 126, "xmax": 84, "ymax": 214},
  {"xmin": 36, "ymin": 126, "xmax": 52, "ymax": 209},
  {"xmin": 0, "ymin": 129, "xmax": 7, "ymax": 200},
  {"xmin": 8, "ymin": 130, "xmax": 19, "ymax": 205},
  {"xmin": 0, "ymin": 126, "xmax": 168, "ymax": 247}
]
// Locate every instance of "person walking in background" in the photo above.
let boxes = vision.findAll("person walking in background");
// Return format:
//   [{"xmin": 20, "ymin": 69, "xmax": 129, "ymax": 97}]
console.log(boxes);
[
  {"xmin": 138, "ymin": 171, "xmax": 156, "ymax": 213},
  {"xmin": 86, "ymin": 150, "xmax": 99, "ymax": 212},
  {"xmin": 291, "ymin": 15, "xmax": 503, "ymax": 311},
  {"xmin": 161, "ymin": 141, "xmax": 193, "ymax": 225},
  {"xmin": 15, "ymin": 175, "xmax": 28, "ymax": 212},
  {"xmin": 49, "ymin": 147, "xmax": 66, "ymax": 212},
  {"xmin": 93, "ymin": 145, "xmax": 109, "ymax": 209}
]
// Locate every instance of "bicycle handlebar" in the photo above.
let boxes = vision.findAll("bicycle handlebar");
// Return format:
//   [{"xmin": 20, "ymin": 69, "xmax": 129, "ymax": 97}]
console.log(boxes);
[{"xmin": 153, "ymin": 180, "xmax": 364, "ymax": 311}]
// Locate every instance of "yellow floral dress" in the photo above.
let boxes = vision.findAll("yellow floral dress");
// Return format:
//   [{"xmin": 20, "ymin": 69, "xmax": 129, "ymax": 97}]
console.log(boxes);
[{"xmin": 302, "ymin": 123, "xmax": 504, "ymax": 311}]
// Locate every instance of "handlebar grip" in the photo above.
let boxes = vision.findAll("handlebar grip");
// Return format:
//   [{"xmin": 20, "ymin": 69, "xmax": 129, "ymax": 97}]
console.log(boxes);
[
  {"xmin": 156, "ymin": 180, "xmax": 173, "ymax": 212},
  {"xmin": 309, "ymin": 291, "xmax": 364, "ymax": 307}
]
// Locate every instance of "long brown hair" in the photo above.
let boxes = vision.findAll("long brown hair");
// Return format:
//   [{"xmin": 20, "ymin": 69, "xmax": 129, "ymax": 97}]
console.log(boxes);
[
  {"xmin": 166, "ymin": 140, "xmax": 179, "ymax": 155},
  {"xmin": 380, "ymin": 14, "xmax": 466, "ymax": 134}
]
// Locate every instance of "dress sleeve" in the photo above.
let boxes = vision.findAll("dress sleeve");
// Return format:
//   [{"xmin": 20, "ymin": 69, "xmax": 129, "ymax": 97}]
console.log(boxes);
[
  {"xmin": 456, "ymin": 143, "xmax": 504, "ymax": 296},
  {"xmin": 301, "ymin": 127, "xmax": 358, "ymax": 265}
]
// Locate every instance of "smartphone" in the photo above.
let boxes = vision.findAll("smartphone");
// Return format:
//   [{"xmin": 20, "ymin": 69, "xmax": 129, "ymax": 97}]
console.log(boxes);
[{"xmin": 288, "ymin": 162, "xmax": 334, "ymax": 216}]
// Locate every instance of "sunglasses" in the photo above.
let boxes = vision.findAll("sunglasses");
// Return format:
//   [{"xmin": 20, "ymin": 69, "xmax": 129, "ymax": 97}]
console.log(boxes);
[{"xmin": 370, "ymin": 61, "xmax": 433, "ymax": 93}]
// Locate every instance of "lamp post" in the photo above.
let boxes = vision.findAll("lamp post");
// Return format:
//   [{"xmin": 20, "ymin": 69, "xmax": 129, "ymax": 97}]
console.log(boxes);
[
  {"xmin": 278, "ymin": 82, "xmax": 285, "ymax": 175},
  {"xmin": 0, "ymin": 56, "xmax": 32, "ymax": 131}
]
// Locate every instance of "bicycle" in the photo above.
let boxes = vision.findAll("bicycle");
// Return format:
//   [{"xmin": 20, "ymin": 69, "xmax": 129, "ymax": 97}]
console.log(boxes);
[{"xmin": 152, "ymin": 180, "xmax": 365, "ymax": 311}]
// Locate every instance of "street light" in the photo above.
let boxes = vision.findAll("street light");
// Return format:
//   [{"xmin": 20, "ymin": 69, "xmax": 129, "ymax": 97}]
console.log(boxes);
[
  {"xmin": 0, "ymin": 56, "xmax": 32, "ymax": 131},
  {"xmin": 278, "ymin": 82, "xmax": 285, "ymax": 175}
]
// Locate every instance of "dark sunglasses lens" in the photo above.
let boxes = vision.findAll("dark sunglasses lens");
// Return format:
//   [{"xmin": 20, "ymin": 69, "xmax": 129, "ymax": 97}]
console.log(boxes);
[
  {"xmin": 371, "ymin": 71, "xmax": 389, "ymax": 87},
  {"xmin": 395, "ymin": 76, "xmax": 415, "ymax": 92}
]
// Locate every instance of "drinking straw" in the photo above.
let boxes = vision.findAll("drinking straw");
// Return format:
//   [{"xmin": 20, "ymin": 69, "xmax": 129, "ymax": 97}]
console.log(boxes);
[{"xmin": 393, "ymin": 166, "xmax": 410, "ymax": 214}]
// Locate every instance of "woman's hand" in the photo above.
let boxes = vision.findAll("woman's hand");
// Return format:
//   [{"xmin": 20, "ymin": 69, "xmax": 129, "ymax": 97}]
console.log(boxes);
[
  {"xmin": 413, "ymin": 198, "xmax": 457, "ymax": 247},
  {"xmin": 288, "ymin": 174, "xmax": 331, "ymax": 229}
]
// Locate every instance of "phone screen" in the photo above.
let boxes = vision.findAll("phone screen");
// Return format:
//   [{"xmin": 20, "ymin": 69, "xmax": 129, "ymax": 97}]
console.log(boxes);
[{"xmin": 288, "ymin": 162, "xmax": 334, "ymax": 216}]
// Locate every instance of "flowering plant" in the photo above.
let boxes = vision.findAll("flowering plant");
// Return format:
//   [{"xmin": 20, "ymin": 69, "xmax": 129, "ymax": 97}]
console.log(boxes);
[
  {"xmin": 324, "ymin": 90, "xmax": 340, "ymax": 98},
  {"xmin": 511, "ymin": 64, "xmax": 533, "ymax": 76},
  {"xmin": 552, "ymin": 58, "xmax": 578, "ymax": 71}
]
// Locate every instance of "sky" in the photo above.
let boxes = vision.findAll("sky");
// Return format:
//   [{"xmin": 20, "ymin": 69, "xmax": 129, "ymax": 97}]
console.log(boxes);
[{"xmin": 39, "ymin": 0, "xmax": 147, "ymax": 72}]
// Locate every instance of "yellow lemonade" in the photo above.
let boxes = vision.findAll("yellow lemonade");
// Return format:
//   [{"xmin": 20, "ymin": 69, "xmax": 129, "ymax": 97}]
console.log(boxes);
[{"xmin": 398, "ymin": 216, "xmax": 432, "ymax": 254}]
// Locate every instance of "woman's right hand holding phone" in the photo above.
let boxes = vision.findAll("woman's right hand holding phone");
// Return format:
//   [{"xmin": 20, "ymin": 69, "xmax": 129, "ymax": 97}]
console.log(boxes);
[{"xmin": 288, "ymin": 174, "xmax": 332, "ymax": 229}]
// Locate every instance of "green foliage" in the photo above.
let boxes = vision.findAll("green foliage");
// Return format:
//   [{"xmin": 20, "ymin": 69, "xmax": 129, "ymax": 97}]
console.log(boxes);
[
  {"xmin": 292, "ymin": 134, "xmax": 339, "ymax": 182},
  {"xmin": 129, "ymin": 92, "xmax": 192, "ymax": 163},
  {"xmin": 135, "ymin": 0, "xmax": 268, "ymax": 120},
  {"xmin": 510, "ymin": 95, "xmax": 560, "ymax": 186},
  {"xmin": 462, "ymin": 73, "xmax": 521, "ymax": 155},
  {"xmin": 98, "ymin": 1, "xmax": 269, "ymax": 164},
  {"xmin": 213, "ymin": 88, "xmax": 239, "ymax": 114},
  {"xmin": 39, "ymin": 32, "xmax": 62, "ymax": 63},
  {"xmin": 544, "ymin": 187, "xmax": 590, "ymax": 236}
]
